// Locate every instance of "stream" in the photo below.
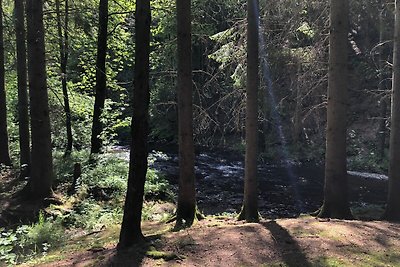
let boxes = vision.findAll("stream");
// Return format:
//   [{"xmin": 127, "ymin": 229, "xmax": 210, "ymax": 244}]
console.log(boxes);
[{"xmin": 112, "ymin": 147, "xmax": 388, "ymax": 218}]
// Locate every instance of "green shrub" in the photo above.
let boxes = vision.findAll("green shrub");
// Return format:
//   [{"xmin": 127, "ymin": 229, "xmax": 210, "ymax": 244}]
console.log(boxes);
[
  {"xmin": 63, "ymin": 199, "xmax": 123, "ymax": 231},
  {"xmin": 0, "ymin": 213, "xmax": 65, "ymax": 265}
]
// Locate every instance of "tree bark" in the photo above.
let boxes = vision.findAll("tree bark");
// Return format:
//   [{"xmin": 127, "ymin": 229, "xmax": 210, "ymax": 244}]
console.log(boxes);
[
  {"xmin": 91, "ymin": 0, "xmax": 108, "ymax": 154},
  {"xmin": 56, "ymin": 0, "xmax": 73, "ymax": 154},
  {"xmin": 26, "ymin": 0, "xmax": 54, "ymax": 199},
  {"xmin": 0, "ymin": 0, "xmax": 11, "ymax": 166},
  {"xmin": 14, "ymin": 0, "xmax": 30, "ymax": 170},
  {"xmin": 317, "ymin": 0, "xmax": 352, "ymax": 219},
  {"xmin": 175, "ymin": 0, "xmax": 197, "ymax": 228},
  {"xmin": 118, "ymin": 0, "xmax": 151, "ymax": 248},
  {"xmin": 238, "ymin": 0, "xmax": 259, "ymax": 223},
  {"xmin": 384, "ymin": 0, "xmax": 400, "ymax": 221}
]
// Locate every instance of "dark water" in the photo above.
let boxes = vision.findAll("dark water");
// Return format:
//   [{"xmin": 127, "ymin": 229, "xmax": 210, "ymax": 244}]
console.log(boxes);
[{"xmin": 148, "ymin": 150, "xmax": 388, "ymax": 218}]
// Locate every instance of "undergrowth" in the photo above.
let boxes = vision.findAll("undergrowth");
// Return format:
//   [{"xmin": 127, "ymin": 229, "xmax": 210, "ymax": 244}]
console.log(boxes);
[{"xmin": 0, "ymin": 149, "xmax": 175, "ymax": 266}]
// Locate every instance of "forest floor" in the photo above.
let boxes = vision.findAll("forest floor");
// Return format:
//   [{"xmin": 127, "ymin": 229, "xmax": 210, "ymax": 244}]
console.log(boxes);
[{"xmin": 19, "ymin": 215, "xmax": 400, "ymax": 267}]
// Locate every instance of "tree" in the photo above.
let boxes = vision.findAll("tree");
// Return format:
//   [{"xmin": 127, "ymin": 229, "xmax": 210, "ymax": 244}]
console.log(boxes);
[
  {"xmin": 377, "ymin": 0, "xmax": 388, "ymax": 161},
  {"xmin": 0, "ymin": 0, "xmax": 11, "ymax": 166},
  {"xmin": 55, "ymin": 0, "xmax": 73, "ymax": 154},
  {"xmin": 14, "ymin": 0, "xmax": 30, "ymax": 171},
  {"xmin": 383, "ymin": 0, "xmax": 400, "ymax": 221},
  {"xmin": 25, "ymin": 0, "xmax": 54, "ymax": 198},
  {"xmin": 317, "ymin": 0, "xmax": 352, "ymax": 219},
  {"xmin": 175, "ymin": 0, "xmax": 197, "ymax": 228},
  {"xmin": 238, "ymin": 0, "xmax": 260, "ymax": 222},
  {"xmin": 90, "ymin": 0, "xmax": 108, "ymax": 154},
  {"xmin": 118, "ymin": 0, "xmax": 151, "ymax": 248}
]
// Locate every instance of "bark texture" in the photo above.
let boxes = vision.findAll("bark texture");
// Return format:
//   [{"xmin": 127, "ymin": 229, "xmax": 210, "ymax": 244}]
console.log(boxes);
[
  {"xmin": 175, "ymin": 0, "xmax": 197, "ymax": 228},
  {"xmin": 26, "ymin": 0, "xmax": 54, "ymax": 198},
  {"xmin": 91, "ymin": 0, "xmax": 108, "ymax": 154},
  {"xmin": 238, "ymin": 0, "xmax": 259, "ymax": 222},
  {"xmin": 0, "ymin": 0, "xmax": 11, "ymax": 166},
  {"xmin": 384, "ymin": 0, "xmax": 400, "ymax": 221},
  {"xmin": 318, "ymin": 0, "xmax": 352, "ymax": 219},
  {"xmin": 118, "ymin": 0, "xmax": 151, "ymax": 248},
  {"xmin": 14, "ymin": 0, "xmax": 30, "ymax": 169}
]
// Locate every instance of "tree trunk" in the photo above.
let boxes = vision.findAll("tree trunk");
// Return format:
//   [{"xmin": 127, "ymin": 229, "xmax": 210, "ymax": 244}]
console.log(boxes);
[
  {"xmin": 317, "ymin": 0, "xmax": 352, "ymax": 219},
  {"xmin": 383, "ymin": 0, "xmax": 400, "ymax": 221},
  {"xmin": 377, "ymin": 2, "xmax": 387, "ymax": 161},
  {"xmin": 56, "ymin": 0, "xmax": 73, "ymax": 154},
  {"xmin": 292, "ymin": 63, "xmax": 302, "ymax": 144},
  {"xmin": 14, "ymin": 0, "xmax": 30, "ymax": 170},
  {"xmin": 175, "ymin": 0, "xmax": 197, "ymax": 228},
  {"xmin": 25, "ymin": 0, "xmax": 54, "ymax": 199},
  {"xmin": 118, "ymin": 0, "xmax": 151, "ymax": 248},
  {"xmin": 0, "ymin": 0, "xmax": 11, "ymax": 166},
  {"xmin": 90, "ymin": 0, "xmax": 108, "ymax": 154},
  {"xmin": 238, "ymin": 0, "xmax": 259, "ymax": 223}
]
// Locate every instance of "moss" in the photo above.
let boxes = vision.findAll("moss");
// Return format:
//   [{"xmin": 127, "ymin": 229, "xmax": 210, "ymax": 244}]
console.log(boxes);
[
  {"xmin": 313, "ymin": 256, "xmax": 348, "ymax": 267},
  {"xmin": 348, "ymin": 250, "xmax": 400, "ymax": 267},
  {"xmin": 145, "ymin": 248, "xmax": 178, "ymax": 261}
]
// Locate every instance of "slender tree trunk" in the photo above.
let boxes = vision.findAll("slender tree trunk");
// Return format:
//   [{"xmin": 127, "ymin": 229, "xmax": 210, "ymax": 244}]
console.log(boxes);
[
  {"xmin": 0, "ymin": 0, "xmax": 11, "ymax": 166},
  {"xmin": 175, "ymin": 0, "xmax": 197, "ymax": 228},
  {"xmin": 90, "ymin": 0, "xmax": 108, "ymax": 154},
  {"xmin": 292, "ymin": 63, "xmax": 302, "ymax": 144},
  {"xmin": 384, "ymin": 0, "xmax": 400, "ymax": 221},
  {"xmin": 14, "ymin": 0, "xmax": 30, "ymax": 170},
  {"xmin": 317, "ymin": 0, "xmax": 352, "ymax": 219},
  {"xmin": 118, "ymin": 0, "xmax": 151, "ymax": 248},
  {"xmin": 55, "ymin": 0, "xmax": 73, "ymax": 154},
  {"xmin": 238, "ymin": 0, "xmax": 259, "ymax": 222},
  {"xmin": 25, "ymin": 0, "xmax": 54, "ymax": 199},
  {"xmin": 377, "ymin": 2, "xmax": 387, "ymax": 161}
]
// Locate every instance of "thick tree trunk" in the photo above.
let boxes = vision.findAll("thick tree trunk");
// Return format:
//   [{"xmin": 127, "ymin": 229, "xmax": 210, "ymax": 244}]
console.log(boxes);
[
  {"xmin": 318, "ymin": 0, "xmax": 352, "ymax": 219},
  {"xmin": 175, "ymin": 0, "xmax": 197, "ymax": 228},
  {"xmin": 238, "ymin": 0, "xmax": 259, "ymax": 223},
  {"xmin": 118, "ymin": 0, "xmax": 151, "ymax": 248},
  {"xmin": 14, "ymin": 0, "xmax": 30, "ymax": 170},
  {"xmin": 91, "ymin": 0, "xmax": 108, "ymax": 154},
  {"xmin": 56, "ymin": 0, "xmax": 73, "ymax": 154},
  {"xmin": 26, "ymin": 0, "xmax": 54, "ymax": 199},
  {"xmin": 0, "ymin": 0, "xmax": 11, "ymax": 166},
  {"xmin": 384, "ymin": 0, "xmax": 400, "ymax": 221}
]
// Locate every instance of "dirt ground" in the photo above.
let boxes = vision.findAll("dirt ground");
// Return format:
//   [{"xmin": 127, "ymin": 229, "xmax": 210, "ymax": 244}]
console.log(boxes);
[{"xmin": 27, "ymin": 217, "xmax": 400, "ymax": 267}]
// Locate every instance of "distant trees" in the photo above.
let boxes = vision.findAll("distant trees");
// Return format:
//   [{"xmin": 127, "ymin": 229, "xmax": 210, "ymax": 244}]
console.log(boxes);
[
  {"xmin": 91, "ymin": 0, "xmax": 108, "ymax": 154},
  {"xmin": 55, "ymin": 0, "xmax": 73, "ymax": 154},
  {"xmin": 175, "ymin": 0, "xmax": 197, "ymax": 228},
  {"xmin": 384, "ymin": 0, "xmax": 400, "ymax": 221},
  {"xmin": 317, "ymin": 0, "xmax": 352, "ymax": 219},
  {"xmin": 14, "ymin": 0, "xmax": 30, "ymax": 170},
  {"xmin": 119, "ymin": 0, "xmax": 151, "ymax": 247},
  {"xmin": 0, "ymin": 0, "xmax": 11, "ymax": 166},
  {"xmin": 238, "ymin": 0, "xmax": 260, "ymax": 222},
  {"xmin": 25, "ymin": 0, "xmax": 54, "ymax": 198}
]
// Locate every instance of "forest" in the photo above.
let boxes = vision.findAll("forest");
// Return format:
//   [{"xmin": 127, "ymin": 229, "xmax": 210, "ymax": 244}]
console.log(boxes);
[{"xmin": 1, "ymin": 0, "xmax": 400, "ymax": 266}]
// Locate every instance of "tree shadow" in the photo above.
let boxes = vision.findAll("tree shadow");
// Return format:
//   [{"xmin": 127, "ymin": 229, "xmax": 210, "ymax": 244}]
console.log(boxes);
[
  {"xmin": 101, "ymin": 234, "xmax": 163, "ymax": 267},
  {"xmin": 262, "ymin": 220, "xmax": 312, "ymax": 267}
]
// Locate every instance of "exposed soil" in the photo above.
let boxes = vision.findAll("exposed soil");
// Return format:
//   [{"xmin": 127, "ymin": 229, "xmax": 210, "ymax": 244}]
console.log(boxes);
[{"xmin": 28, "ymin": 217, "xmax": 400, "ymax": 267}]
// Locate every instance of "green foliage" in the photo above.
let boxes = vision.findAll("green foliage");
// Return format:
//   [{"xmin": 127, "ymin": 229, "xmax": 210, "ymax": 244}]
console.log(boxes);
[
  {"xmin": 0, "ymin": 213, "xmax": 65, "ymax": 265},
  {"xmin": 145, "ymin": 169, "xmax": 174, "ymax": 201},
  {"xmin": 62, "ymin": 199, "xmax": 123, "ymax": 231}
]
